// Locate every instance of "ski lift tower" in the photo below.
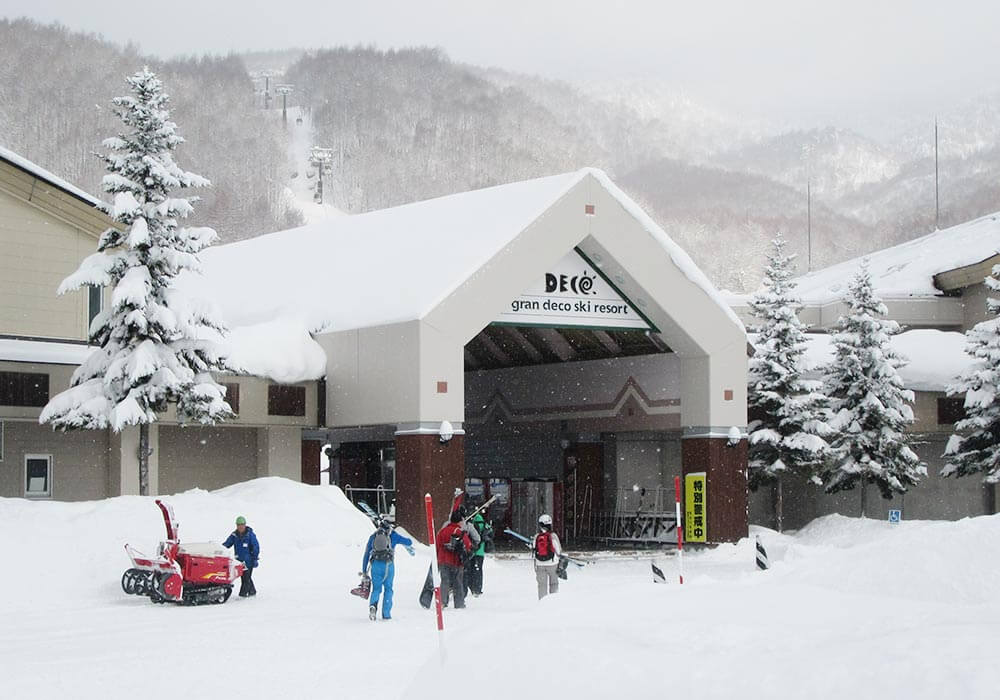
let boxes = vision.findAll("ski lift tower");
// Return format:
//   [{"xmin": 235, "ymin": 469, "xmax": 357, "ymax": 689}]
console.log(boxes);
[
  {"xmin": 276, "ymin": 84, "xmax": 294, "ymax": 124},
  {"xmin": 250, "ymin": 70, "xmax": 279, "ymax": 109},
  {"xmin": 309, "ymin": 147, "xmax": 335, "ymax": 204}
]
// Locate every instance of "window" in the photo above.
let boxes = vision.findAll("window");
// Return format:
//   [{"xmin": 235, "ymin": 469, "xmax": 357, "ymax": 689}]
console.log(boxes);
[
  {"xmin": 0, "ymin": 372, "xmax": 49, "ymax": 407},
  {"xmin": 87, "ymin": 285, "xmax": 103, "ymax": 331},
  {"xmin": 268, "ymin": 385, "xmax": 305, "ymax": 416},
  {"xmin": 937, "ymin": 397, "xmax": 967, "ymax": 425},
  {"xmin": 25, "ymin": 454, "xmax": 51, "ymax": 498},
  {"xmin": 221, "ymin": 382, "xmax": 240, "ymax": 414}
]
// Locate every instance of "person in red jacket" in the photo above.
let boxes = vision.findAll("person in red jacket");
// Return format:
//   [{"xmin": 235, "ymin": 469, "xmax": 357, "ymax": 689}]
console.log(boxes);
[{"xmin": 436, "ymin": 509, "xmax": 472, "ymax": 609}]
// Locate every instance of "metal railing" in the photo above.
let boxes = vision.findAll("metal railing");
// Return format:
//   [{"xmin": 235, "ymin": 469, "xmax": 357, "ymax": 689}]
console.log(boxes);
[{"xmin": 343, "ymin": 484, "xmax": 394, "ymax": 517}]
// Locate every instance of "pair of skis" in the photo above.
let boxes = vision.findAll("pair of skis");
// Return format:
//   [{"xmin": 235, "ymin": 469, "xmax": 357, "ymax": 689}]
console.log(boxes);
[{"xmin": 503, "ymin": 528, "xmax": 587, "ymax": 571}]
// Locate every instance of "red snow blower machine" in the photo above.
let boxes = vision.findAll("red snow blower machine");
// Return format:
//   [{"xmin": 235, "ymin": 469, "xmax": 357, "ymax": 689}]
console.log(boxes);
[{"xmin": 121, "ymin": 499, "xmax": 245, "ymax": 605}]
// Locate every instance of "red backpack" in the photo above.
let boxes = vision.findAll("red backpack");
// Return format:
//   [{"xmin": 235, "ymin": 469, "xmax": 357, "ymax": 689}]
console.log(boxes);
[{"xmin": 534, "ymin": 531, "xmax": 555, "ymax": 561}]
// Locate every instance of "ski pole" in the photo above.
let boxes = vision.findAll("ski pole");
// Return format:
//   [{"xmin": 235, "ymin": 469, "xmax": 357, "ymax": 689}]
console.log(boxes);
[
  {"xmin": 675, "ymin": 476, "xmax": 684, "ymax": 585},
  {"xmin": 424, "ymin": 493, "xmax": 446, "ymax": 664}
]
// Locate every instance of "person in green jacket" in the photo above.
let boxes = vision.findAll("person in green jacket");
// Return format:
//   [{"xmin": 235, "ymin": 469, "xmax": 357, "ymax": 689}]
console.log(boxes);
[{"xmin": 464, "ymin": 509, "xmax": 492, "ymax": 597}]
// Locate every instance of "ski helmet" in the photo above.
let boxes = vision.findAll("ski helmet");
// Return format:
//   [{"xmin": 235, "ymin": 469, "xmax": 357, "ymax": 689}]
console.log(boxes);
[
  {"xmin": 379, "ymin": 517, "xmax": 393, "ymax": 531},
  {"xmin": 538, "ymin": 513, "xmax": 553, "ymax": 528},
  {"xmin": 235, "ymin": 516, "xmax": 246, "ymax": 526}
]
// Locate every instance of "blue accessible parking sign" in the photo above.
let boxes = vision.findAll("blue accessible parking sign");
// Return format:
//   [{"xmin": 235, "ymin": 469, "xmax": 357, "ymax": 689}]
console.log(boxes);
[{"xmin": 888, "ymin": 509, "xmax": 901, "ymax": 523}]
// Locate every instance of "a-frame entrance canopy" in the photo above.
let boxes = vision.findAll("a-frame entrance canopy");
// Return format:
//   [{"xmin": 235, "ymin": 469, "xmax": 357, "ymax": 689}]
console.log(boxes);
[{"xmin": 192, "ymin": 167, "xmax": 746, "ymax": 432}]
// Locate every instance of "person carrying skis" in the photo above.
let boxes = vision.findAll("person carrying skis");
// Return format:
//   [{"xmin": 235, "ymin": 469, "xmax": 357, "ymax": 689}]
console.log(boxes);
[
  {"xmin": 532, "ymin": 513, "xmax": 562, "ymax": 600},
  {"xmin": 436, "ymin": 510, "xmax": 472, "ymax": 609},
  {"xmin": 458, "ymin": 503, "xmax": 481, "ymax": 599},
  {"xmin": 223, "ymin": 515, "xmax": 259, "ymax": 597},
  {"xmin": 361, "ymin": 515, "xmax": 415, "ymax": 620},
  {"xmin": 465, "ymin": 509, "xmax": 492, "ymax": 597}
]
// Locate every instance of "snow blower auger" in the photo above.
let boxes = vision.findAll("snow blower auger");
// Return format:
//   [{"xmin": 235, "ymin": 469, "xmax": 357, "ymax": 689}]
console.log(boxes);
[{"xmin": 122, "ymin": 499, "xmax": 245, "ymax": 605}]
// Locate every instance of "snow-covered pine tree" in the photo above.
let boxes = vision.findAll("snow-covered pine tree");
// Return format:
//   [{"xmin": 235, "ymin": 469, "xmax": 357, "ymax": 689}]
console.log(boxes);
[
  {"xmin": 821, "ymin": 261, "xmax": 925, "ymax": 514},
  {"xmin": 747, "ymin": 233, "xmax": 830, "ymax": 530},
  {"xmin": 942, "ymin": 264, "xmax": 1000, "ymax": 483},
  {"xmin": 40, "ymin": 68, "xmax": 234, "ymax": 495}
]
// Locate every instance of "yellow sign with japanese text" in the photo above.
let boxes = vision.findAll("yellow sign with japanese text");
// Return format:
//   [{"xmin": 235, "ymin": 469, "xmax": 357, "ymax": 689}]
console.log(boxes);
[{"xmin": 684, "ymin": 472, "xmax": 707, "ymax": 543}]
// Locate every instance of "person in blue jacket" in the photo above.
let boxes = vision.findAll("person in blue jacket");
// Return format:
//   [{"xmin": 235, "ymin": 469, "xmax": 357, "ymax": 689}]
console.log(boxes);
[
  {"xmin": 361, "ymin": 516, "xmax": 414, "ymax": 620},
  {"xmin": 223, "ymin": 515, "xmax": 260, "ymax": 597}
]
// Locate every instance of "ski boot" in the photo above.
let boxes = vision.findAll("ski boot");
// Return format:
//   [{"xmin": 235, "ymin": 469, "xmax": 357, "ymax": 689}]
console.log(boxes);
[{"xmin": 369, "ymin": 604, "xmax": 377, "ymax": 621}]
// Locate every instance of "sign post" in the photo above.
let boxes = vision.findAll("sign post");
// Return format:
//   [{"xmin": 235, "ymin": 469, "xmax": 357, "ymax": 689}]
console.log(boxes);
[
  {"xmin": 674, "ymin": 476, "xmax": 684, "ymax": 584},
  {"xmin": 424, "ymin": 493, "xmax": 445, "ymax": 662},
  {"xmin": 684, "ymin": 472, "xmax": 708, "ymax": 543}
]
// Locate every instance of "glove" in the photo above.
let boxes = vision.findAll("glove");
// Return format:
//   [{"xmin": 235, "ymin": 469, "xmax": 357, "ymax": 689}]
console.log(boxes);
[{"xmin": 406, "ymin": 545, "xmax": 415, "ymax": 556}]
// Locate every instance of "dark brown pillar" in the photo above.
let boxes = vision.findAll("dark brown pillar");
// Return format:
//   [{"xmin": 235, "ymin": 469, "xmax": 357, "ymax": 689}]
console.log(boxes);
[
  {"xmin": 394, "ymin": 433, "xmax": 465, "ymax": 544},
  {"xmin": 682, "ymin": 437, "xmax": 748, "ymax": 543}
]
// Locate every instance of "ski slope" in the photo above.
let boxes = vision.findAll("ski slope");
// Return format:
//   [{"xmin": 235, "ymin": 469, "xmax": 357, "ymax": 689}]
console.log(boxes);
[
  {"xmin": 1, "ymin": 479, "xmax": 998, "ymax": 699},
  {"xmin": 283, "ymin": 106, "xmax": 347, "ymax": 224}
]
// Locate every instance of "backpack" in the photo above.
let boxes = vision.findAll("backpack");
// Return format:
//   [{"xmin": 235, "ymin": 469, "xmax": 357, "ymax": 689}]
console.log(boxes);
[
  {"xmin": 534, "ymin": 531, "xmax": 555, "ymax": 562},
  {"xmin": 372, "ymin": 529, "xmax": 393, "ymax": 562},
  {"xmin": 444, "ymin": 529, "xmax": 467, "ymax": 563},
  {"xmin": 476, "ymin": 519, "xmax": 495, "ymax": 552}
]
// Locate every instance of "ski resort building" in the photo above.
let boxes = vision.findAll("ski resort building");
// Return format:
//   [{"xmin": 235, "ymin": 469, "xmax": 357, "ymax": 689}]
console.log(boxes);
[
  {"xmin": 6, "ymin": 144, "xmax": 997, "ymax": 543},
  {"xmin": 1, "ymin": 156, "xmax": 751, "ymax": 544},
  {"xmin": 728, "ymin": 213, "xmax": 1000, "ymax": 527},
  {"xmin": 188, "ymin": 168, "xmax": 750, "ymax": 543}
]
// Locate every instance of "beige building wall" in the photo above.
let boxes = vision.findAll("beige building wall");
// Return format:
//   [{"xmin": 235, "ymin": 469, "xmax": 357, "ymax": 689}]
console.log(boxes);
[
  {"xmin": 160, "ymin": 376, "xmax": 318, "ymax": 428},
  {"xmin": 319, "ymin": 321, "xmax": 423, "ymax": 428},
  {"xmin": 255, "ymin": 425, "xmax": 302, "ymax": 480},
  {"xmin": 0, "ymin": 187, "xmax": 98, "ymax": 341},
  {"xmin": 158, "ymin": 425, "xmax": 258, "ymax": 495},
  {"xmin": 960, "ymin": 282, "xmax": 991, "ymax": 331},
  {"xmin": 0, "ymin": 419, "xmax": 109, "ymax": 500}
]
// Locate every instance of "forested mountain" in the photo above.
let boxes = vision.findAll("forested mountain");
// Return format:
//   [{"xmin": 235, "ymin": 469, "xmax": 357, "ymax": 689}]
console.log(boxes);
[
  {"xmin": 2, "ymin": 19, "xmax": 999, "ymax": 290},
  {"xmin": 0, "ymin": 19, "xmax": 300, "ymax": 239}
]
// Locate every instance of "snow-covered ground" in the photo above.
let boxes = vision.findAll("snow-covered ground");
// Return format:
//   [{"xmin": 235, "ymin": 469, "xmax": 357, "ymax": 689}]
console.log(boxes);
[{"xmin": 2, "ymin": 478, "xmax": 998, "ymax": 699}]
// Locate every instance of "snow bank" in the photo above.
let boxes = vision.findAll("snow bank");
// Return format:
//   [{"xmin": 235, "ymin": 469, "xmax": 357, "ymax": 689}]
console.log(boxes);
[
  {"xmin": 790, "ymin": 211, "xmax": 1000, "ymax": 303},
  {"xmin": 4, "ymin": 480, "xmax": 999, "ymax": 699},
  {"xmin": 402, "ymin": 514, "xmax": 1000, "ymax": 700},
  {"xmin": 750, "ymin": 328, "xmax": 975, "ymax": 391}
]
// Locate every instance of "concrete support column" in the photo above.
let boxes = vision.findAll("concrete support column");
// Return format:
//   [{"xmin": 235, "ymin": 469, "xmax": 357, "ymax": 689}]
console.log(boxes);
[
  {"xmin": 256, "ymin": 426, "xmax": 303, "ymax": 481},
  {"xmin": 394, "ymin": 431, "xmax": 465, "ymax": 543},
  {"xmin": 681, "ymin": 434, "xmax": 748, "ymax": 543},
  {"xmin": 109, "ymin": 424, "xmax": 159, "ymax": 496}
]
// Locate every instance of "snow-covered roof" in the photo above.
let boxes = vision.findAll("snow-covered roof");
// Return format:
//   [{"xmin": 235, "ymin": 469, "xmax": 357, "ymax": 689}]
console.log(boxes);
[
  {"xmin": 0, "ymin": 338, "xmax": 96, "ymax": 366},
  {"xmin": 791, "ymin": 212, "xmax": 1000, "ymax": 304},
  {"xmin": 188, "ymin": 168, "xmax": 741, "ymax": 335},
  {"xmin": 751, "ymin": 329, "xmax": 974, "ymax": 392},
  {"xmin": 223, "ymin": 319, "xmax": 327, "ymax": 384},
  {"xmin": 0, "ymin": 145, "xmax": 103, "ymax": 209}
]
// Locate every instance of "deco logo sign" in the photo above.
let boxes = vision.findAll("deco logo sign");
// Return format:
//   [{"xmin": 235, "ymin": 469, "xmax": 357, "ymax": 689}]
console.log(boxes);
[
  {"xmin": 545, "ymin": 271, "xmax": 596, "ymax": 296},
  {"xmin": 494, "ymin": 249, "xmax": 651, "ymax": 331}
]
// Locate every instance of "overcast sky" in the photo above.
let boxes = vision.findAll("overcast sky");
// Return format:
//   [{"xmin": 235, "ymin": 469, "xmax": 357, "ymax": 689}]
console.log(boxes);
[{"xmin": 2, "ymin": 0, "xmax": 998, "ymax": 126}]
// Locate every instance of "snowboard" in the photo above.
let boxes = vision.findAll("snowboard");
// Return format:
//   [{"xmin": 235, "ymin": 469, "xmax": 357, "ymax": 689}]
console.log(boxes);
[
  {"xmin": 652, "ymin": 562, "xmax": 666, "ymax": 583},
  {"xmin": 418, "ymin": 564, "xmax": 434, "ymax": 609},
  {"xmin": 556, "ymin": 556, "xmax": 569, "ymax": 580}
]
